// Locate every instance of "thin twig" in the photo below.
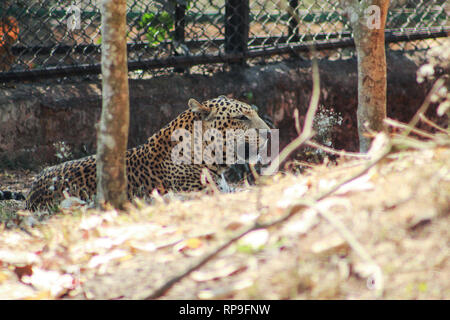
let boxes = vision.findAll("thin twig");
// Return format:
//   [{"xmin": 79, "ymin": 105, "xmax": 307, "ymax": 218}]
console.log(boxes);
[
  {"xmin": 289, "ymin": 160, "xmax": 316, "ymax": 168},
  {"xmin": 316, "ymin": 206, "xmax": 383, "ymax": 296},
  {"xmin": 384, "ymin": 118, "xmax": 435, "ymax": 139},
  {"xmin": 315, "ymin": 141, "xmax": 392, "ymax": 202},
  {"xmin": 294, "ymin": 109, "xmax": 301, "ymax": 135},
  {"xmin": 318, "ymin": 208, "xmax": 373, "ymax": 261},
  {"xmin": 141, "ymin": 202, "xmax": 310, "ymax": 300},
  {"xmin": 391, "ymin": 134, "xmax": 450, "ymax": 149},
  {"xmin": 248, "ymin": 163, "xmax": 260, "ymax": 183},
  {"xmin": 200, "ymin": 168, "xmax": 220, "ymax": 194},
  {"xmin": 306, "ymin": 140, "xmax": 370, "ymax": 159},
  {"xmin": 263, "ymin": 59, "xmax": 320, "ymax": 176},
  {"xmin": 141, "ymin": 59, "xmax": 392, "ymax": 299},
  {"xmin": 419, "ymin": 114, "xmax": 449, "ymax": 135},
  {"xmin": 142, "ymin": 141, "xmax": 391, "ymax": 300},
  {"xmin": 140, "ymin": 209, "xmax": 307, "ymax": 300},
  {"xmin": 401, "ymin": 77, "xmax": 446, "ymax": 137},
  {"xmin": 141, "ymin": 58, "xmax": 321, "ymax": 300},
  {"xmin": 155, "ymin": 232, "xmax": 216, "ymax": 250},
  {"xmin": 141, "ymin": 25, "xmax": 447, "ymax": 300}
]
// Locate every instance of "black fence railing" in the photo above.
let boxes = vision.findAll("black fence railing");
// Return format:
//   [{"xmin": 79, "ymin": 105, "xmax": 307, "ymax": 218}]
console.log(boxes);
[{"xmin": 0, "ymin": 0, "xmax": 448, "ymax": 81}]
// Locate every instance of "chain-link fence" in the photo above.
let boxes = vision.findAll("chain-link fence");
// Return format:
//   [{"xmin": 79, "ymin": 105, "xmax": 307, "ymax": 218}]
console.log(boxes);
[{"xmin": 0, "ymin": 0, "xmax": 448, "ymax": 81}]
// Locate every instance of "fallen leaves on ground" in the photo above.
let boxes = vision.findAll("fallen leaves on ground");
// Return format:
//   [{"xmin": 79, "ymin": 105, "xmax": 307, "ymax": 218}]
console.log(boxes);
[{"xmin": 0, "ymin": 146, "xmax": 448, "ymax": 299}]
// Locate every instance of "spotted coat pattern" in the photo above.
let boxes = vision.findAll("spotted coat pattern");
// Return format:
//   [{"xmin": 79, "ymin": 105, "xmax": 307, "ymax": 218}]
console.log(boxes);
[{"xmin": 26, "ymin": 96, "xmax": 270, "ymax": 210}]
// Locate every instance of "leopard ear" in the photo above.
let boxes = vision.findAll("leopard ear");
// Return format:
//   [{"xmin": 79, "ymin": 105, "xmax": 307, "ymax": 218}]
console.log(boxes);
[{"xmin": 188, "ymin": 98, "xmax": 210, "ymax": 113}]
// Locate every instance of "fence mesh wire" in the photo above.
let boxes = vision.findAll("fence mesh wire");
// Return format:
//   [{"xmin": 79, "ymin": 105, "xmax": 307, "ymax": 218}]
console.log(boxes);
[{"xmin": 0, "ymin": 0, "xmax": 448, "ymax": 81}]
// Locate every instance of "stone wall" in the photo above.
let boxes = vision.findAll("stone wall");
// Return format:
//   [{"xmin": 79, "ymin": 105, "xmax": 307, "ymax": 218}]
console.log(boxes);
[{"xmin": 0, "ymin": 52, "xmax": 438, "ymax": 170}]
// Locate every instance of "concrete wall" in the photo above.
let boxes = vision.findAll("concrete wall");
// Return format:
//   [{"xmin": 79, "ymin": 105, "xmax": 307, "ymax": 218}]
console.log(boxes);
[{"xmin": 0, "ymin": 52, "xmax": 438, "ymax": 170}]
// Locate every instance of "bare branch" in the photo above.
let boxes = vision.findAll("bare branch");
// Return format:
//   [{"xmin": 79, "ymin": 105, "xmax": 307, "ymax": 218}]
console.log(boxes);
[
  {"xmin": 139, "ymin": 25, "xmax": 399, "ymax": 297},
  {"xmin": 141, "ymin": 140, "xmax": 390, "ymax": 299},
  {"xmin": 306, "ymin": 141, "xmax": 370, "ymax": 159},
  {"xmin": 401, "ymin": 77, "xmax": 446, "ymax": 138},
  {"xmin": 200, "ymin": 168, "xmax": 221, "ymax": 194},
  {"xmin": 263, "ymin": 59, "xmax": 320, "ymax": 176},
  {"xmin": 384, "ymin": 118, "xmax": 435, "ymax": 139},
  {"xmin": 419, "ymin": 114, "xmax": 449, "ymax": 135}
]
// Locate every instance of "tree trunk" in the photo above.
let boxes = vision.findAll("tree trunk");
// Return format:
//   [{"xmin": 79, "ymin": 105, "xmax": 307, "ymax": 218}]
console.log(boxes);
[
  {"xmin": 347, "ymin": 0, "xmax": 389, "ymax": 152},
  {"xmin": 96, "ymin": 0, "xmax": 129, "ymax": 209}
]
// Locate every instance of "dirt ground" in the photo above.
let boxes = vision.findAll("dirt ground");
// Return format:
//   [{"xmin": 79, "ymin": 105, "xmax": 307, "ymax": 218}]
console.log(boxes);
[{"xmin": 0, "ymin": 141, "xmax": 448, "ymax": 300}]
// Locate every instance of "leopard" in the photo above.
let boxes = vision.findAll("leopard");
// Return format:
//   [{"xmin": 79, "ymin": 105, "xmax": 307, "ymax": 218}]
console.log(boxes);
[{"xmin": 23, "ymin": 96, "xmax": 271, "ymax": 210}]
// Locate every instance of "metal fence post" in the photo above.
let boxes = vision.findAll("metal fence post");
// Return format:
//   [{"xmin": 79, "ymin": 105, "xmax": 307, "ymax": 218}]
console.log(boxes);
[
  {"xmin": 225, "ymin": 0, "xmax": 249, "ymax": 66},
  {"xmin": 288, "ymin": 0, "xmax": 299, "ymax": 43},
  {"xmin": 0, "ymin": 0, "xmax": 448, "ymax": 81},
  {"xmin": 174, "ymin": 2, "xmax": 186, "ymax": 73}
]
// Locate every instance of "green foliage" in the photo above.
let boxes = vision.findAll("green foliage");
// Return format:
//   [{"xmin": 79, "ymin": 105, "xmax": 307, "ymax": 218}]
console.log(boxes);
[
  {"xmin": 139, "ymin": 11, "xmax": 174, "ymax": 47},
  {"xmin": 138, "ymin": 1, "xmax": 192, "ymax": 48}
]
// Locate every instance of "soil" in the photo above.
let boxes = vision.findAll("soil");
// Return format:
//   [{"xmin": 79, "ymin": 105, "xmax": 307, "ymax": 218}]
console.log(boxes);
[{"xmin": 0, "ymin": 144, "xmax": 448, "ymax": 300}]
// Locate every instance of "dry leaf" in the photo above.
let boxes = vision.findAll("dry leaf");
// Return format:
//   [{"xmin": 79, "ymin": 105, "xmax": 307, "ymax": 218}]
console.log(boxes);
[
  {"xmin": 282, "ymin": 208, "xmax": 319, "ymax": 235},
  {"xmin": 353, "ymin": 262, "xmax": 384, "ymax": 296},
  {"xmin": 238, "ymin": 229, "xmax": 269, "ymax": 250},
  {"xmin": 59, "ymin": 196, "xmax": 86, "ymax": 209},
  {"xmin": 0, "ymin": 250, "xmax": 40, "ymax": 265},
  {"xmin": 0, "ymin": 281, "xmax": 36, "ymax": 299},
  {"xmin": 239, "ymin": 213, "xmax": 259, "ymax": 223},
  {"xmin": 14, "ymin": 264, "xmax": 33, "ymax": 279},
  {"xmin": 24, "ymin": 290, "xmax": 53, "ymax": 300},
  {"xmin": 101, "ymin": 223, "xmax": 162, "ymax": 240},
  {"xmin": 174, "ymin": 238, "xmax": 203, "ymax": 252},
  {"xmin": 129, "ymin": 240, "xmax": 156, "ymax": 252},
  {"xmin": 197, "ymin": 279, "xmax": 254, "ymax": 299},
  {"xmin": 276, "ymin": 183, "xmax": 308, "ymax": 208},
  {"xmin": 311, "ymin": 235, "xmax": 349, "ymax": 256},
  {"xmin": 335, "ymin": 174, "xmax": 374, "ymax": 195},
  {"xmin": 22, "ymin": 268, "xmax": 75, "ymax": 298},
  {"xmin": 87, "ymin": 249, "xmax": 128, "ymax": 269},
  {"xmin": 191, "ymin": 261, "xmax": 247, "ymax": 282},
  {"xmin": 225, "ymin": 221, "xmax": 245, "ymax": 231},
  {"xmin": 0, "ymin": 271, "xmax": 9, "ymax": 284}
]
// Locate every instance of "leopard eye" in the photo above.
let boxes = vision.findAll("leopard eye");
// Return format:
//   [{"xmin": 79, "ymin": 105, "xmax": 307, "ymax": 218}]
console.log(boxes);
[{"xmin": 235, "ymin": 115, "xmax": 249, "ymax": 121}]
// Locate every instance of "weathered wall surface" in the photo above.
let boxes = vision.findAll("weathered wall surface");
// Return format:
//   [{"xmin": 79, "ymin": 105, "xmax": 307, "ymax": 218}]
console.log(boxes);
[{"xmin": 0, "ymin": 52, "xmax": 439, "ymax": 170}]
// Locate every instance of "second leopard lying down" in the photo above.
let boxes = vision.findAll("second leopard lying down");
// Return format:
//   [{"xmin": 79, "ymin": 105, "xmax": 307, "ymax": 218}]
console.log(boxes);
[{"xmin": 26, "ymin": 96, "xmax": 271, "ymax": 210}]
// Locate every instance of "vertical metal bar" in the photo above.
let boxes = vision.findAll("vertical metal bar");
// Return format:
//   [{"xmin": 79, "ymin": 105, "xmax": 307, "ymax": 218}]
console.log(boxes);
[
  {"xmin": 288, "ymin": 0, "xmax": 299, "ymax": 43},
  {"xmin": 174, "ymin": 3, "xmax": 186, "ymax": 72},
  {"xmin": 225, "ymin": 0, "xmax": 249, "ymax": 65}
]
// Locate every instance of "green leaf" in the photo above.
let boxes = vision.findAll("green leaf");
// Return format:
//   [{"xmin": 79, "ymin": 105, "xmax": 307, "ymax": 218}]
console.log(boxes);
[{"xmin": 138, "ymin": 10, "xmax": 175, "ymax": 47}]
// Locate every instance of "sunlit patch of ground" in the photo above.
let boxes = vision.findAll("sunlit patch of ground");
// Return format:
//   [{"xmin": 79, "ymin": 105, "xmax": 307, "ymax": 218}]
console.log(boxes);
[{"xmin": 0, "ymin": 146, "xmax": 448, "ymax": 300}]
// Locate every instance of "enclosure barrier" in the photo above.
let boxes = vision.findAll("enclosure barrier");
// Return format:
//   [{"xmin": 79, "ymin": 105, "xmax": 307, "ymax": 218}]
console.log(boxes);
[{"xmin": 0, "ymin": 0, "xmax": 448, "ymax": 81}]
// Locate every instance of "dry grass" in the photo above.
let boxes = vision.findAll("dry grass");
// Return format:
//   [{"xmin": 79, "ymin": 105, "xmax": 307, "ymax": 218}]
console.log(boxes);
[
  {"xmin": 1, "ymin": 49, "xmax": 449, "ymax": 298},
  {"xmin": 0, "ymin": 142, "xmax": 448, "ymax": 299}
]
